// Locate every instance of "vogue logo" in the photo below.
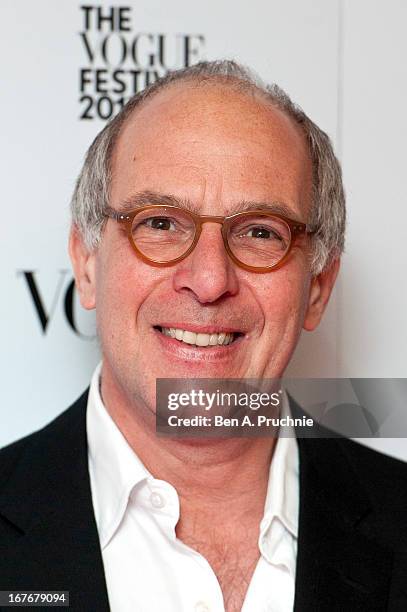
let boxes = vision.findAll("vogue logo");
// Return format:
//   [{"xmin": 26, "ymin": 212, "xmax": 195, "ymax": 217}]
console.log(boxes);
[
  {"xmin": 18, "ymin": 270, "xmax": 96, "ymax": 340},
  {"xmin": 78, "ymin": 5, "xmax": 206, "ymax": 120}
]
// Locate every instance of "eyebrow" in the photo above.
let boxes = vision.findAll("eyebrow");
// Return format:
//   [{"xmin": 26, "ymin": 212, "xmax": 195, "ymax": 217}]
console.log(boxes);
[
  {"xmin": 117, "ymin": 190, "xmax": 300, "ymax": 220},
  {"xmin": 118, "ymin": 191, "xmax": 193, "ymax": 212},
  {"xmin": 235, "ymin": 200, "xmax": 298, "ymax": 218}
]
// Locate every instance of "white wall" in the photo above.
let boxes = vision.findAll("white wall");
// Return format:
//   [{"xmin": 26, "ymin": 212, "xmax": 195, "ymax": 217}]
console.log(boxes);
[
  {"xmin": 1, "ymin": 1, "xmax": 405, "ymax": 458},
  {"xmin": 340, "ymin": 0, "xmax": 407, "ymax": 378},
  {"xmin": 339, "ymin": 0, "xmax": 407, "ymax": 459}
]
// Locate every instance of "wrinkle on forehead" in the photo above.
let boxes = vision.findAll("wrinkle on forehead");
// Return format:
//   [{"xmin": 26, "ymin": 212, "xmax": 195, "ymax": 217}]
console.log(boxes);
[
  {"xmin": 110, "ymin": 81, "xmax": 313, "ymax": 217},
  {"xmin": 114, "ymin": 80, "xmax": 309, "ymax": 163}
]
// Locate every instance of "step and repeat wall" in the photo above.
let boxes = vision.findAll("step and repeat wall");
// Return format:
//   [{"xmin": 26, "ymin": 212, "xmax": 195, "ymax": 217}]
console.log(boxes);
[{"xmin": 1, "ymin": 1, "xmax": 406, "ymax": 457}]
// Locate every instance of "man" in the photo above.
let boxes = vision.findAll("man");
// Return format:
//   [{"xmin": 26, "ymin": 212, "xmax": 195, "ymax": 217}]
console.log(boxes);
[{"xmin": 1, "ymin": 61, "xmax": 407, "ymax": 611}]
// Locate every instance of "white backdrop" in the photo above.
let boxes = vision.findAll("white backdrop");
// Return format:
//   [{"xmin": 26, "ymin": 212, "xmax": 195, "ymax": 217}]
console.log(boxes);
[{"xmin": 1, "ymin": 1, "xmax": 406, "ymax": 458}]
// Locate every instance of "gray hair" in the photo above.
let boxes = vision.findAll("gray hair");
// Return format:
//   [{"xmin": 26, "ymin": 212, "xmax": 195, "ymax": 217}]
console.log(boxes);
[{"xmin": 71, "ymin": 60, "xmax": 345, "ymax": 274}]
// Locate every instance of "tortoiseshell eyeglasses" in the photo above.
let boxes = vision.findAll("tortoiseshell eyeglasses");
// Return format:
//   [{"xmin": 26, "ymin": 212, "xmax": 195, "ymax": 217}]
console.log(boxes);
[{"xmin": 104, "ymin": 204, "xmax": 315, "ymax": 273}]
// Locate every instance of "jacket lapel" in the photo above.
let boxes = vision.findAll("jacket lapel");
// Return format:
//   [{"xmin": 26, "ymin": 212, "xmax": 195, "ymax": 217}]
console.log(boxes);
[
  {"xmin": 294, "ymin": 435, "xmax": 393, "ymax": 611},
  {"xmin": 0, "ymin": 391, "xmax": 110, "ymax": 612}
]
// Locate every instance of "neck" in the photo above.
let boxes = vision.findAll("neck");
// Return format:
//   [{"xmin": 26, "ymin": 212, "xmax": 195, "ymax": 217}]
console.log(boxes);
[{"xmin": 100, "ymin": 368, "xmax": 276, "ymax": 535}]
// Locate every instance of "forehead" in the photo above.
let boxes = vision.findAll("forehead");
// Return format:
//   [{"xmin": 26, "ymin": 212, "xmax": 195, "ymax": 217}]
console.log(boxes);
[{"xmin": 110, "ymin": 82, "xmax": 312, "ymax": 217}]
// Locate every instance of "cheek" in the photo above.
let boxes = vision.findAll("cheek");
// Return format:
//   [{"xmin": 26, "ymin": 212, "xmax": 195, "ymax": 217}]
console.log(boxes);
[
  {"xmin": 97, "ymin": 264, "xmax": 131, "ymax": 313},
  {"xmin": 93, "ymin": 245, "xmax": 169, "ymax": 339},
  {"xmin": 260, "ymin": 269, "xmax": 311, "ymax": 333},
  {"xmin": 93, "ymin": 253, "xmax": 142, "ymax": 348},
  {"xmin": 256, "ymin": 273, "xmax": 311, "ymax": 376}
]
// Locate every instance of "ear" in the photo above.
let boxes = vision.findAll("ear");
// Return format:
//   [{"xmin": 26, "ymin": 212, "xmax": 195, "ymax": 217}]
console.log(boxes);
[
  {"xmin": 68, "ymin": 226, "xmax": 97, "ymax": 310},
  {"xmin": 303, "ymin": 258, "xmax": 340, "ymax": 331}
]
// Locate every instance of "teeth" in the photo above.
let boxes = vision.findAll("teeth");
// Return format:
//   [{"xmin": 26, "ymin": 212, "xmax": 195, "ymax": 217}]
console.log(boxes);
[
  {"xmin": 196, "ymin": 333, "xmax": 209, "ymax": 346},
  {"xmin": 183, "ymin": 331, "xmax": 197, "ymax": 344},
  {"xmin": 160, "ymin": 327, "xmax": 235, "ymax": 347},
  {"xmin": 217, "ymin": 333, "xmax": 226, "ymax": 345}
]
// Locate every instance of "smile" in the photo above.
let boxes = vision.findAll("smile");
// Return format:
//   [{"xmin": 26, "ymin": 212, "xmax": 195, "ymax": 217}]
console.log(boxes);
[{"xmin": 155, "ymin": 326, "xmax": 240, "ymax": 347}]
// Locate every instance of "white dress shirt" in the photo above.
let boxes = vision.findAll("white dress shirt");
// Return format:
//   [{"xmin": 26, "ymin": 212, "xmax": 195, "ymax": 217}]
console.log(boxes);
[{"xmin": 87, "ymin": 363, "xmax": 299, "ymax": 612}]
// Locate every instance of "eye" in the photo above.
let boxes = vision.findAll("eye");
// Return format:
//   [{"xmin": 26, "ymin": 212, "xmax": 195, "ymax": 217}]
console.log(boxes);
[
  {"xmin": 143, "ymin": 216, "xmax": 176, "ymax": 231},
  {"xmin": 241, "ymin": 225, "xmax": 285, "ymax": 242}
]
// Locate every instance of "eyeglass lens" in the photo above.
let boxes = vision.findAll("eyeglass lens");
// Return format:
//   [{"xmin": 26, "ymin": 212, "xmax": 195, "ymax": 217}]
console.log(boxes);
[{"xmin": 130, "ymin": 207, "xmax": 291, "ymax": 267}]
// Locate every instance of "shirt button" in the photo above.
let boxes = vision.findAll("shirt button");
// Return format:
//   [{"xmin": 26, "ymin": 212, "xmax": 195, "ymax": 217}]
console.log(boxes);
[
  {"xmin": 194, "ymin": 602, "xmax": 210, "ymax": 612},
  {"xmin": 150, "ymin": 491, "xmax": 165, "ymax": 508}
]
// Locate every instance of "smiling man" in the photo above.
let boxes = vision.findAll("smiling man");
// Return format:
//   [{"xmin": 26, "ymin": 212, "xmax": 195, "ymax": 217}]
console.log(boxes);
[{"xmin": 1, "ymin": 61, "xmax": 407, "ymax": 612}]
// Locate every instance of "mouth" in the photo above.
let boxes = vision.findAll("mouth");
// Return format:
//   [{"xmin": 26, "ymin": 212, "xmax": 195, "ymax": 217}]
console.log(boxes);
[{"xmin": 153, "ymin": 326, "xmax": 244, "ymax": 347}]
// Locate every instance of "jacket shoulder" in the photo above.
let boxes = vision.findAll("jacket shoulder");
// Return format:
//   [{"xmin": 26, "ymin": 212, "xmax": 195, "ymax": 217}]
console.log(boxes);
[
  {"xmin": 327, "ymin": 436, "xmax": 407, "ymax": 544},
  {"xmin": 0, "ymin": 389, "xmax": 89, "ymax": 487},
  {"xmin": 341, "ymin": 436, "xmax": 407, "ymax": 475},
  {"xmin": 339, "ymin": 436, "xmax": 407, "ymax": 497}
]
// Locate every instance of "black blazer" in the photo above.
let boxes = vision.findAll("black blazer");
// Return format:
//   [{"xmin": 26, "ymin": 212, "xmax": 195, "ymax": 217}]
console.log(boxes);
[{"xmin": 1, "ymin": 390, "xmax": 407, "ymax": 611}]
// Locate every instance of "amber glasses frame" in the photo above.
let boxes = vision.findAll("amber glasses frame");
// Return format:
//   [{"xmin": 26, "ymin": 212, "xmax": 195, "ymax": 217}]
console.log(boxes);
[{"xmin": 103, "ymin": 204, "xmax": 316, "ymax": 273}]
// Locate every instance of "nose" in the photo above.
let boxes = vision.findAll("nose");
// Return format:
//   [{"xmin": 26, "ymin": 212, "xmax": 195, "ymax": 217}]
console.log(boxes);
[{"xmin": 172, "ymin": 223, "xmax": 239, "ymax": 303}]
